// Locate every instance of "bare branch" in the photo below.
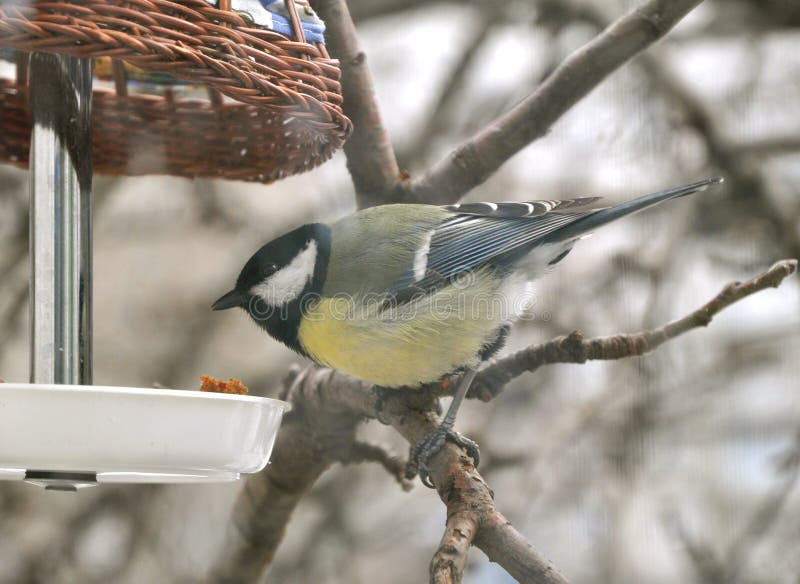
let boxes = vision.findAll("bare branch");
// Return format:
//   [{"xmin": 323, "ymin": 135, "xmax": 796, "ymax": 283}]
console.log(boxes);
[
  {"xmin": 208, "ymin": 369, "xmax": 362, "ymax": 583},
  {"xmin": 433, "ymin": 481, "xmax": 569, "ymax": 584},
  {"xmin": 637, "ymin": 53, "xmax": 800, "ymax": 260},
  {"xmin": 731, "ymin": 134, "xmax": 800, "ymax": 156},
  {"xmin": 335, "ymin": 440, "xmax": 413, "ymax": 491},
  {"xmin": 673, "ymin": 431, "xmax": 800, "ymax": 583},
  {"xmin": 310, "ymin": 0, "xmax": 401, "ymax": 208},
  {"xmin": 211, "ymin": 363, "xmax": 569, "ymax": 583},
  {"xmin": 723, "ymin": 432, "xmax": 800, "ymax": 578},
  {"xmin": 431, "ymin": 511, "xmax": 477, "ymax": 584},
  {"xmin": 211, "ymin": 260, "xmax": 795, "ymax": 582},
  {"xmin": 373, "ymin": 386, "xmax": 570, "ymax": 584},
  {"xmin": 533, "ymin": 0, "xmax": 800, "ymax": 262},
  {"xmin": 471, "ymin": 259, "xmax": 798, "ymax": 400},
  {"xmin": 475, "ymin": 513, "xmax": 570, "ymax": 584},
  {"xmin": 399, "ymin": 14, "xmax": 499, "ymax": 168},
  {"xmin": 209, "ymin": 429, "xmax": 333, "ymax": 583},
  {"xmin": 671, "ymin": 519, "xmax": 728, "ymax": 584},
  {"xmin": 395, "ymin": 0, "xmax": 706, "ymax": 204}
]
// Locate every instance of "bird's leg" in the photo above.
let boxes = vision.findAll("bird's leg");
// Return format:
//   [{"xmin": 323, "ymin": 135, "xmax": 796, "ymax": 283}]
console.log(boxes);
[{"xmin": 405, "ymin": 369, "xmax": 480, "ymax": 488}]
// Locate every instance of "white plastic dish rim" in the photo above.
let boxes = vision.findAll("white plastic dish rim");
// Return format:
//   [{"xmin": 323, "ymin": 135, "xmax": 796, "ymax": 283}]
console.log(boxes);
[
  {"xmin": 0, "ymin": 383, "xmax": 289, "ymax": 484},
  {"xmin": 2, "ymin": 382, "xmax": 289, "ymax": 406}
]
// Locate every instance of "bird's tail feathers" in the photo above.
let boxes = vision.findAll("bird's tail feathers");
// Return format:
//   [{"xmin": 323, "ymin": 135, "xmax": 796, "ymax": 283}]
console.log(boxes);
[{"xmin": 545, "ymin": 177, "xmax": 723, "ymax": 243}]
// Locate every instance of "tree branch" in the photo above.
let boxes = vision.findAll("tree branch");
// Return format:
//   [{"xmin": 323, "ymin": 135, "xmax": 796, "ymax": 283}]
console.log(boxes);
[
  {"xmin": 310, "ymin": 0, "xmax": 401, "ymax": 208},
  {"xmin": 335, "ymin": 440, "xmax": 413, "ymax": 491},
  {"xmin": 637, "ymin": 53, "xmax": 800, "ymax": 260},
  {"xmin": 470, "ymin": 259, "xmax": 798, "ymax": 401},
  {"xmin": 398, "ymin": 13, "xmax": 499, "ymax": 168},
  {"xmin": 430, "ymin": 510, "xmax": 477, "ymax": 584},
  {"xmin": 475, "ymin": 512, "xmax": 569, "ymax": 584},
  {"xmin": 209, "ymin": 368, "xmax": 363, "ymax": 583},
  {"xmin": 371, "ymin": 378, "xmax": 570, "ymax": 584},
  {"xmin": 210, "ymin": 364, "xmax": 569, "ymax": 583},
  {"xmin": 530, "ymin": 0, "xmax": 800, "ymax": 262},
  {"xmin": 207, "ymin": 2, "xmax": 796, "ymax": 578},
  {"xmin": 394, "ymin": 0, "xmax": 706, "ymax": 204},
  {"xmin": 673, "ymin": 429, "xmax": 800, "ymax": 583},
  {"xmin": 210, "ymin": 260, "xmax": 796, "ymax": 583}
]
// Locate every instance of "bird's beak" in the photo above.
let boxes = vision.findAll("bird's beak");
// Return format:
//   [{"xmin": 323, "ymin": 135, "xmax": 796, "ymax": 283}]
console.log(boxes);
[{"xmin": 212, "ymin": 289, "xmax": 245, "ymax": 311}]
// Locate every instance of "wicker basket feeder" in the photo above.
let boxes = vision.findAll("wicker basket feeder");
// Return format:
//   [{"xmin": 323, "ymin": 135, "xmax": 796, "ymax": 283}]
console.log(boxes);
[
  {"xmin": 0, "ymin": 1, "xmax": 340, "ymax": 489},
  {"xmin": 0, "ymin": 0, "xmax": 352, "ymax": 182}
]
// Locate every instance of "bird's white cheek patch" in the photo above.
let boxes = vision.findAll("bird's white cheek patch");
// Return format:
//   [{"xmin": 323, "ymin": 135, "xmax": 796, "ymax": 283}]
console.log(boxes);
[{"xmin": 251, "ymin": 240, "xmax": 317, "ymax": 305}]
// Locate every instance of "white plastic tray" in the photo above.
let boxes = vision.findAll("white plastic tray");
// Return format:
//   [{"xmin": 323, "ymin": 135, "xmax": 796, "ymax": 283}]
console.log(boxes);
[{"xmin": 0, "ymin": 383, "xmax": 288, "ymax": 489}]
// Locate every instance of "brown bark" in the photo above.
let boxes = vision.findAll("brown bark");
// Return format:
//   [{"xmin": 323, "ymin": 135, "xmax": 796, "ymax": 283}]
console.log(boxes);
[
  {"xmin": 209, "ymin": 260, "xmax": 797, "ymax": 583},
  {"xmin": 310, "ymin": 0, "xmax": 402, "ymax": 208},
  {"xmin": 394, "ymin": 0, "xmax": 707, "ymax": 204}
]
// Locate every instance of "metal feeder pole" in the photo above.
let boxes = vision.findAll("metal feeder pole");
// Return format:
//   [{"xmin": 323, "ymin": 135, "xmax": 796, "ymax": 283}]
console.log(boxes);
[{"xmin": 29, "ymin": 54, "xmax": 93, "ymax": 385}]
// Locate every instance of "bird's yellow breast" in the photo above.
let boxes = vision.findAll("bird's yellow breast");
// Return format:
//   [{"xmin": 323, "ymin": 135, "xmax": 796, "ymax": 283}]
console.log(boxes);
[{"xmin": 297, "ymin": 272, "xmax": 511, "ymax": 387}]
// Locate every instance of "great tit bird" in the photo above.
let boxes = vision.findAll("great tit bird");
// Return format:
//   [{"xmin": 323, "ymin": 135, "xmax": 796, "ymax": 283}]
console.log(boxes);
[{"xmin": 213, "ymin": 178, "xmax": 722, "ymax": 483}]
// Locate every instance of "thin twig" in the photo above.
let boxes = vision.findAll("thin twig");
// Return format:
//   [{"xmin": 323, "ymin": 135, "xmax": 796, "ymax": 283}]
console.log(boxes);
[
  {"xmin": 533, "ymin": 0, "xmax": 800, "ymax": 263},
  {"xmin": 431, "ymin": 479, "xmax": 568, "ymax": 584},
  {"xmin": 475, "ymin": 512, "xmax": 569, "ymax": 584},
  {"xmin": 310, "ymin": 0, "xmax": 401, "ymax": 208},
  {"xmin": 471, "ymin": 259, "xmax": 798, "ymax": 400},
  {"xmin": 530, "ymin": 0, "xmax": 800, "ymax": 272},
  {"xmin": 672, "ymin": 432, "xmax": 800, "ymax": 584},
  {"xmin": 671, "ymin": 518, "xmax": 728, "ymax": 584},
  {"xmin": 335, "ymin": 440, "xmax": 413, "ymax": 491},
  {"xmin": 638, "ymin": 53, "xmax": 800, "ymax": 260},
  {"xmin": 211, "ymin": 260, "xmax": 796, "ymax": 583},
  {"xmin": 394, "ymin": 0, "xmax": 705, "ymax": 204},
  {"xmin": 731, "ymin": 135, "xmax": 800, "ymax": 156},
  {"xmin": 431, "ymin": 512, "xmax": 478, "ymax": 584},
  {"xmin": 399, "ymin": 13, "xmax": 499, "ymax": 168},
  {"xmin": 722, "ymin": 432, "xmax": 800, "ymax": 580}
]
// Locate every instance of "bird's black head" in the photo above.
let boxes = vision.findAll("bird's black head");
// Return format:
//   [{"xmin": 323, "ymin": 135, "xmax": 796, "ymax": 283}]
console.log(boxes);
[{"xmin": 213, "ymin": 223, "xmax": 330, "ymax": 354}]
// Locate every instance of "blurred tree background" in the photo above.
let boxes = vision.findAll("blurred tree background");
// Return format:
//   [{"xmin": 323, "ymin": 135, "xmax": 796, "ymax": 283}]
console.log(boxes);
[{"xmin": 0, "ymin": 0, "xmax": 798, "ymax": 582}]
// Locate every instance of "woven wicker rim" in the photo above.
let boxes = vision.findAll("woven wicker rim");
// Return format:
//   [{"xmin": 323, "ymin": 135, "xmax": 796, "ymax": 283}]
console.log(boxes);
[
  {"xmin": 0, "ymin": 76, "xmax": 343, "ymax": 183},
  {"xmin": 0, "ymin": 0, "xmax": 352, "ymax": 136}
]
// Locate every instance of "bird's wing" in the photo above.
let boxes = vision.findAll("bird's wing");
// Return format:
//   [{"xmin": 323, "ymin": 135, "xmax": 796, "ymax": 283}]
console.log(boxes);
[
  {"xmin": 442, "ymin": 197, "xmax": 602, "ymax": 218},
  {"xmin": 386, "ymin": 197, "xmax": 605, "ymax": 297},
  {"xmin": 385, "ymin": 178, "xmax": 720, "ymax": 302}
]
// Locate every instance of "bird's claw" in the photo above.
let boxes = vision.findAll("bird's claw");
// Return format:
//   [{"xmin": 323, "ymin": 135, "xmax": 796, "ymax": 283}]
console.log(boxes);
[
  {"xmin": 405, "ymin": 428, "xmax": 480, "ymax": 488},
  {"xmin": 449, "ymin": 431, "xmax": 480, "ymax": 467}
]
